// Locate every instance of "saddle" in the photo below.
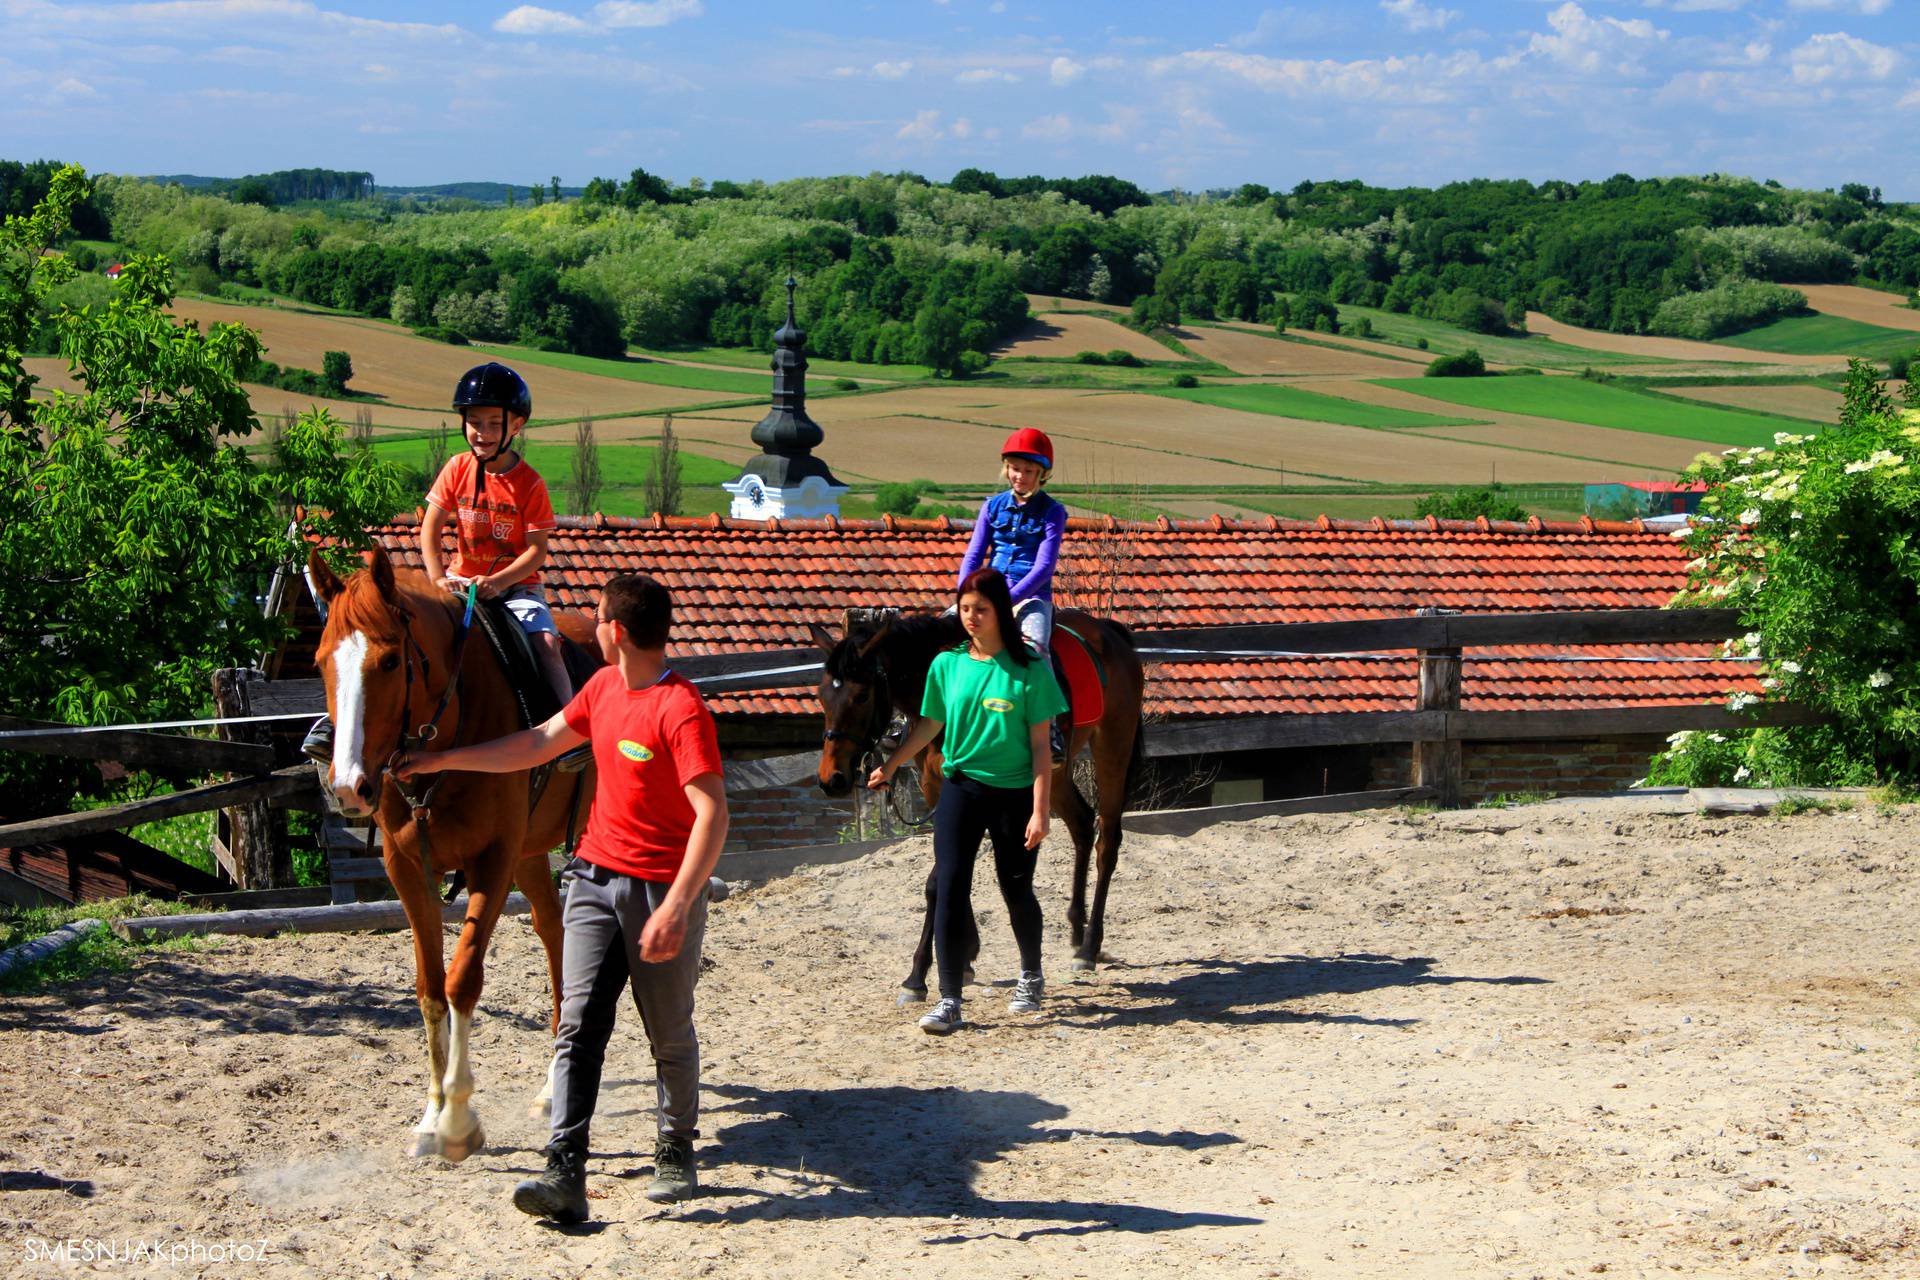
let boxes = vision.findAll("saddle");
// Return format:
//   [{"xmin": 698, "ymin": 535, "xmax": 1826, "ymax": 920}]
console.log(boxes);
[
  {"xmin": 1051, "ymin": 620, "xmax": 1106, "ymax": 728},
  {"xmin": 468, "ymin": 598, "xmax": 599, "ymax": 729}
]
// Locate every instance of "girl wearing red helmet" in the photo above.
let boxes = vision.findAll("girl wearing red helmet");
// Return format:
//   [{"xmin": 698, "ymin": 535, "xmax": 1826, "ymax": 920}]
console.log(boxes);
[{"xmin": 957, "ymin": 430, "xmax": 1067, "ymax": 760}]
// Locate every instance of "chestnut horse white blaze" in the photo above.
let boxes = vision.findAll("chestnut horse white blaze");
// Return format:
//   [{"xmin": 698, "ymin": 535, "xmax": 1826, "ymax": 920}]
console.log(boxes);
[{"xmin": 310, "ymin": 546, "xmax": 597, "ymax": 1162}]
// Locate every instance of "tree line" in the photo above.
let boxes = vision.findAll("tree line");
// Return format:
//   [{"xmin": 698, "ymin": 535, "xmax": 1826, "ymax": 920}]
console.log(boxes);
[{"xmin": 30, "ymin": 161, "xmax": 1918, "ymax": 374}]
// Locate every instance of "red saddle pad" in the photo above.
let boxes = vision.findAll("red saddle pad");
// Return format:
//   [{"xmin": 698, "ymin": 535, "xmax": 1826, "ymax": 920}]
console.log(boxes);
[{"xmin": 1055, "ymin": 627, "xmax": 1105, "ymax": 727}]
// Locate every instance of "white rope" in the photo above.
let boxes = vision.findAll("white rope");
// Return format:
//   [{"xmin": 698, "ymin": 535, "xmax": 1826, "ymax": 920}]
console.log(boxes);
[
  {"xmin": 0, "ymin": 712, "xmax": 319, "ymax": 741},
  {"xmin": 1137, "ymin": 647, "xmax": 1758, "ymax": 665},
  {"xmin": 687, "ymin": 661, "xmax": 823, "ymax": 686}
]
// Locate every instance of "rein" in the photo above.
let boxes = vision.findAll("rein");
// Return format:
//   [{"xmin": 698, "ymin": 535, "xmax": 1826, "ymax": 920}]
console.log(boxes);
[{"xmin": 382, "ymin": 599, "xmax": 475, "ymax": 888}]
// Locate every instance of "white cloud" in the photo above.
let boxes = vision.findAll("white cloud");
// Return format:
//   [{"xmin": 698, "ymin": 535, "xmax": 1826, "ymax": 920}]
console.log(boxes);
[
  {"xmin": 951, "ymin": 116, "xmax": 973, "ymax": 138},
  {"xmin": 830, "ymin": 66, "xmax": 857, "ymax": 77},
  {"xmin": 956, "ymin": 67, "xmax": 1018, "ymax": 83},
  {"xmin": 1150, "ymin": 49, "xmax": 1477, "ymax": 105},
  {"xmin": 1228, "ymin": 9, "xmax": 1288, "ymax": 48},
  {"xmin": 494, "ymin": 5, "xmax": 589, "ymax": 34},
  {"xmin": 1021, "ymin": 112, "xmax": 1072, "ymax": 140},
  {"xmin": 896, "ymin": 109, "xmax": 943, "ymax": 141},
  {"xmin": 1525, "ymin": 2, "xmax": 1666, "ymax": 77},
  {"xmin": 1789, "ymin": 32, "xmax": 1898, "ymax": 85},
  {"xmin": 1049, "ymin": 55, "xmax": 1085, "ymax": 86},
  {"xmin": 591, "ymin": 0, "xmax": 703, "ymax": 27},
  {"xmin": 872, "ymin": 60, "xmax": 913, "ymax": 79},
  {"xmin": 1643, "ymin": 0, "xmax": 1749, "ymax": 10},
  {"xmin": 1899, "ymin": 84, "xmax": 1920, "ymax": 109},
  {"xmin": 1019, "ymin": 105, "xmax": 1142, "ymax": 143},
  {"xmin": 1381, "ymin": 0, "xmax": 1457, "ymax": 33},
  {"xmin": 1787, "ymin": 0, "xmax": 1891, "ymax": 13}
]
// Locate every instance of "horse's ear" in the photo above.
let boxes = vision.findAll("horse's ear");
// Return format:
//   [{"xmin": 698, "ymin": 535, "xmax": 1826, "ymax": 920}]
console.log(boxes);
[
  {"xmin": 367, "ymin": 544, "xmax": 397, "ymax": 600},
  {"xmin": 805, "ymin": 621, "xmax": 841, "ymax": 654},
  {"xmin": 308, "ymin": 548, "xmax": 346, "ymax": 604},
  {"xmin": 854, "ymin": 617, "xmax": 892, "ymax": 659}
]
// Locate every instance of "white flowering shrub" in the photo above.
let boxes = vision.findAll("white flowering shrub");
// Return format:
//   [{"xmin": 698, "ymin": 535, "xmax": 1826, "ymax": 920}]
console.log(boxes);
[{"xmin": 1648, "ymin": 361, "xmax": 1920, "ymax": 787}]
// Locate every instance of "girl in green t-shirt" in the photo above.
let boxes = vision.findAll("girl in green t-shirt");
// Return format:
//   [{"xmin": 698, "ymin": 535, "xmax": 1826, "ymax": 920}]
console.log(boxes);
[{"xmin": 869, "ymin": 568, "xmax": 1068, "ymax": 1035}]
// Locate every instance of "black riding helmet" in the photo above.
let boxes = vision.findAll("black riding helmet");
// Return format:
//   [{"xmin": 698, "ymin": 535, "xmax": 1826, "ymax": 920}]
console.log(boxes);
[{"xmin": 452, "ymin": 362, "xmax": 532, "ymax": 421}]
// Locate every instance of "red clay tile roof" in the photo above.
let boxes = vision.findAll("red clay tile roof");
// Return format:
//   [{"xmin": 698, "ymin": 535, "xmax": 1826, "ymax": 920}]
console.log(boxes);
[{"xmin": 294, "ymin": 511, "xmax": 1758, "ymax": 722}]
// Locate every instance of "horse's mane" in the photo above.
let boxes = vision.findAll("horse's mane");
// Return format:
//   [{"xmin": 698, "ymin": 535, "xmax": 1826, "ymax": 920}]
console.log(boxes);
[{"xmin": 326, "ymin": 564, "xmax": 455, "ymax": 640}]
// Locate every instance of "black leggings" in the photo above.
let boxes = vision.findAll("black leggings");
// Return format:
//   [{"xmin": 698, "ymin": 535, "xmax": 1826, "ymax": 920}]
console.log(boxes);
[{"xmin": 932, "ymin": 771, "xmax": 1043, "ymax": 1000}]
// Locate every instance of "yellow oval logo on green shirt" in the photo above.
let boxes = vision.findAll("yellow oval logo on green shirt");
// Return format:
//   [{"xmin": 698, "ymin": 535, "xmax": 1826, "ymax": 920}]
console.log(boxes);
[
  {"xmin": 617, "ymin": 740, "xmax": 653, "ymax": 762},
  {"xmin": 981, "ymin": 697, "xmax": 1015, "ymax": 713}
]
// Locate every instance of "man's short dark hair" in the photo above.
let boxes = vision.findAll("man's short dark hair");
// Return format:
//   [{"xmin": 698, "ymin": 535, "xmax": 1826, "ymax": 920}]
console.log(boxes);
[{"xmin": 601, "ymin": 574, "xmax": 672, "ymax": 649}]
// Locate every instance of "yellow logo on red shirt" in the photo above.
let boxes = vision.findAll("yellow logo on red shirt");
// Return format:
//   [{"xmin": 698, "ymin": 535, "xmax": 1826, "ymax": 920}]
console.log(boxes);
[
  {"xmin": 981, "ymin": 697, "xmax": 1015, "ymax": 713},
  {"xmin": 617, "ymin": 740, "xmax": 654, "ymax": 762}
]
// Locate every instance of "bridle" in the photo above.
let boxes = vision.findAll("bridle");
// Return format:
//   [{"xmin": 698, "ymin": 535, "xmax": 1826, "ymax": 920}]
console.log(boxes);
[
  {"xmin": 368, "ymin": 597, "xmax": 474, "ymax": 887},
  {"xmin": 822, "ymin": 648, "xmax": 894, "ymax": 763}
]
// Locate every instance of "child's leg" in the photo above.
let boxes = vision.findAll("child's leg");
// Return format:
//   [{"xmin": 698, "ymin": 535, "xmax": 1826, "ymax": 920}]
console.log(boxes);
[
  {"xmin": 930, "ymin": 777, "xmax": 989, "ymax": 1000},
  {"xmin": 1014, "ymin": 599, "xmax": 1053, "ymax": 662},
  {"xmin": 548, "ymin": 865, "xmax": 634, "ymax": 1153},
  {"xmin": 625, "ymin": 878, "xmax": 710, "ymax": 1139},
  {"xmin": 984, "ymin": 786, "xmax": 1044, "ymax": 975},
  {"xmin": 504, "ymin": 587, "xmax": 573, "ymax": 705},
  {"xmin": 535, "ymin": 631, "xmax": 573, "ymax": 705}
]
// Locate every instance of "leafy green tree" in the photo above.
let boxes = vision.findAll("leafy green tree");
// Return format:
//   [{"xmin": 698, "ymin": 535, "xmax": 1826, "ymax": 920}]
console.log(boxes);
[
  {"xmin": 914, "ymin": 303, "xmax": 964, "ymax": 377},
  {"xmin": 0, "ymin": 167, "xmax": 407, "ymax": 815},
  {"xmin": 875, "ymin": 479, "xmax": 932, "ymax": 516},
  {"xmin": 1650, "ymin": 361, "xmax": 1920, "ymax": 787},
  {"xmin": 570, "ymin": 416, "xmax": 601, "ymax": 514},
  {"xmin": 550, "ymin": 176, "xmax": 562, "ymax": 203},
  {"xmin": 230, "ymin": 176, "xmax": 274, "ymax": 207},
  {"xmin": 1425, "ymin": 349, "xmax": 1487, "ymax": 377},
  {"xmin": 322, "ymin": 349, "xmax": 353, "ymax": 394},
  {"xmin": 641, "ymin": 415, "xmax": 681, "ymax": 516},
  {"xmin": 1415, "ymin": 486, "xmax": 1528, "ymax": 522}
]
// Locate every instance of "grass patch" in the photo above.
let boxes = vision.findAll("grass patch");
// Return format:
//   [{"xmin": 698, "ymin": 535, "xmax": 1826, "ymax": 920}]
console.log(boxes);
[
  {"xmin": 125, "ymin": 811, "xmax": 218, "ymax": 877},
  {"xmin": 988, "ymin": 358, "xmax": 1228, "ymax": 389},
  {"xmin": 369, "ymin": 436, "xmax": 742, "ymax": 519},
  {"xmin": 480, "ymin": 342, "xmax": 771, "ymax": 395},
  {"xmin": 1771, "ymin": 792, "xmax": 1855, "ymax": 816},
  {"xmin": 1376, "ymin": 375, "xmax": 1808, "ymax": 448},
  {"xmin": 1715, "ymin": 312, "xmax": 1919, "ymax": 360},
  {"xmin": 1336, "ymin": 305, "xmax": 1672, "ymax": 369},
  {"xmin": 1151, "ymin": 383, "xmax": 1482, "ymax": 429},
  {"xmin": 1477, "ymin": 791, "xmax": 1553, "ymax": 808},
  {"xmin": 0, "ymin": 895, "xmax": 218, "ymax": 994},
  {"xmin": 629, "ymin": 344, "xmax": 934, "ymax": 382}
]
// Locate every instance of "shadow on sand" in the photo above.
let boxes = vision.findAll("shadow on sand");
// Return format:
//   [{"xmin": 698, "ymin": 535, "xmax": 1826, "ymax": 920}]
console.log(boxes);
[{"xmin": 669, "ymin": 1082, "xmax": 1257, "ymax": 1243}]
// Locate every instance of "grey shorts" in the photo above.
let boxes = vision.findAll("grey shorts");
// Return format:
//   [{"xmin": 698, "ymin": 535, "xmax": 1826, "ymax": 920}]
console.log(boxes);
[{"xmin": 502, "ymin": 584, "xmax": 558, "ymax": 635}]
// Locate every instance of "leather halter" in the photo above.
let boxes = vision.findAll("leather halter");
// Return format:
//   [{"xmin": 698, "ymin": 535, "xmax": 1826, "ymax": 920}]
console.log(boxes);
[
  {"xmin": 378, "ymin": 599, "xmax": 474, "ymax": 887},
  {"xmin": 822, "ymin": 646, "xmax": 894, "ymax": 762}
]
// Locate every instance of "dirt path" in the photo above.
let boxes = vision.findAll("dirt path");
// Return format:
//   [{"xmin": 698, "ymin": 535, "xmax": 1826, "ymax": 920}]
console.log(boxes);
[{"xmin": 8, "ymin": 798, "xmax": 1917, "ymax": 1278}]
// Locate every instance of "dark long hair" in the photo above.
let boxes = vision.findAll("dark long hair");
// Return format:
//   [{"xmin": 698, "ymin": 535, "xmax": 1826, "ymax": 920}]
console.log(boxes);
[{"xmin": 956, "ymin": 567, "xmax": 1030, "ymax": 666}]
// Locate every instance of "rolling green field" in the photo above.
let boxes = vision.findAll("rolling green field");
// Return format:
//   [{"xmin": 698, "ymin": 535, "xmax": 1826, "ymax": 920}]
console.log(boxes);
[
  {"xmin": 1377, "ymin": 375, "xmax": 1809, "ymax": 448},
  {"xmin": 1715, "ymin": 313, "xmax": 1920, "ymax": 361},
  {"xmin": 1333, "ymin": 305, "xmax": 1674, "ymax": 369},
  {"xmin": 629, "ymin": 344, "xmax": 935, "ymax": 383},
  {"xmin": 1151, "ymin": 383, "xmax": 1482, "ymax": 429}
]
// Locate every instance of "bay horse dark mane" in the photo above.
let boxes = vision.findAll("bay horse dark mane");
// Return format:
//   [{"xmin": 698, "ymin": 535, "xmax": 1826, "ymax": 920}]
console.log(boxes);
[{"xmin": 810, "ymin": 603, "xmax": 1147, "ymax": 989}]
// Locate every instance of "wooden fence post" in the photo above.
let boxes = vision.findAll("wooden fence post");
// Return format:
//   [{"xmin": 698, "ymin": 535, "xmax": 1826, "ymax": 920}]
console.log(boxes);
[
  {"xmin": 1413, "ymin": 608, "xmax": 1463, "ymax": 808},
  {"xmin": 211, "ymin": 668, "xmax": 292, "ymax": 889}
]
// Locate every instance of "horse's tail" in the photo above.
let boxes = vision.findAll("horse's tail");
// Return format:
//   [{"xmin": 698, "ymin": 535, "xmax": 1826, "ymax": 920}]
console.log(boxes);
[{"xmin": 1097, "ymin": 616, "xmax": 1149, "ymax": 809}]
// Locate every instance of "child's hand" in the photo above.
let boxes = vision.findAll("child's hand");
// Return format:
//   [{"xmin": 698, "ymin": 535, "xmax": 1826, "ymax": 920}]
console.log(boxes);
[
  {"xmin": 1024, "ymin": 811, "xmax": 1049, "ymax": 850},
  {"xmin": 476, "ymin": 578, "xmax": 502, "ymax": 600}
]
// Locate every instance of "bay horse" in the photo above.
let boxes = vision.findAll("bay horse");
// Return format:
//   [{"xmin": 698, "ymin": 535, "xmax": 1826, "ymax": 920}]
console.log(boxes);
[
  {"xmin": 809, "ymin": 610, "xmax": 1145, "ymax": 996},
  {"xmin": 308, "ymin": 545, "xmax": 598, "ymax": 1163}
]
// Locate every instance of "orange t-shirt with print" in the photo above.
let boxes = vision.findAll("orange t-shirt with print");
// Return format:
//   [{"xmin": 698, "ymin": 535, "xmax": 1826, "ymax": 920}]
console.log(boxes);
[{"xmin": 424, "ymin": 453, "xmax": 557, "ymax": 583}]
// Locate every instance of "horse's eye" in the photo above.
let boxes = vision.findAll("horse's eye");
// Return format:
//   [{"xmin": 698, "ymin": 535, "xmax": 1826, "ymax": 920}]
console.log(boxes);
[
  {"xmin": 851, "ymin": 687, "xmax": 867, "ymax": 702},
  {"xmin": 379, "ymin": 653, "xmax": 401, "ymax": 672}
]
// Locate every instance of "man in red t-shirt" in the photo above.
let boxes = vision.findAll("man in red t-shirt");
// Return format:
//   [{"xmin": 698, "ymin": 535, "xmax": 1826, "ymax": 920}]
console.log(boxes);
[{"xmin": 398, "ymin": 574, "xmax": 728, "ymax": 1222}]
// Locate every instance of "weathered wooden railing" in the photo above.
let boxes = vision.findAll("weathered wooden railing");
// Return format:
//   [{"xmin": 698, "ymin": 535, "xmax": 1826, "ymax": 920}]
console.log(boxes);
[{"xmin": 1, "ymin": 606, "xmax": 1815, "ymax": 902}]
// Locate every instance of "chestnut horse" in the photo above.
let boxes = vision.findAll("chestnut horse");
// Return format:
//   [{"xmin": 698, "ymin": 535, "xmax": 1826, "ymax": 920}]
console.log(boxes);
[
  {"xmin": 309, "ymin": 546, "xmax": 597, "ymax": 1162},
  {"xmin": 809, "ymin": 610, "xmax": 1145, "ymax": 995}
]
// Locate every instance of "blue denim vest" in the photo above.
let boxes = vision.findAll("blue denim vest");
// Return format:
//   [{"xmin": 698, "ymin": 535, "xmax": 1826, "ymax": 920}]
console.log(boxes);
[{"xmin": 984, "ymin": 491, "xmax": 1059, "ymax": 599}]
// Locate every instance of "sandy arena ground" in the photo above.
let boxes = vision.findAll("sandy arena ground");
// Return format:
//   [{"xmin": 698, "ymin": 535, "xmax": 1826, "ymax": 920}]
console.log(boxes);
[
  {"xmin": 1793, "ymin": 284, "xmax": 1920, "ymax": 333},
  {"xmin": 993, "ymin": 313, "xmax": 1181, "ymax": 362},
  {"xmin": 1522, "ymin": 314, "xmax": 1840, "ymax": 368},
  {"xmin": 5, "ymin": 797, "xmax": 1918, "ymax": 1278}
]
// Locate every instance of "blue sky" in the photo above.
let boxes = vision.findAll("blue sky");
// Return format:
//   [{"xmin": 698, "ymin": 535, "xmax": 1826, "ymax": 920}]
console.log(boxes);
[{"xmin": 2, "ymin": 0, "xmax": 1914, "ymax": 193}]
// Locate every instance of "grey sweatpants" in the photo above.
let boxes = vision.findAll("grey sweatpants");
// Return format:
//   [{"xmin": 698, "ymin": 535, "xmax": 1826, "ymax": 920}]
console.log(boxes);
[{"xmin": 548, "ymin": 859, "xmax": 708, "ymax": 1148}]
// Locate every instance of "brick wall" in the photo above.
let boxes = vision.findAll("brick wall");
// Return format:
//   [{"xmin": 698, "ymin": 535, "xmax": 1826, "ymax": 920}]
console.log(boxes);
[
  {"xmin": 724, "ymin": 778, "xmax": 854, "ymax": 852},
  {"xmin": 1369, "ymin": 735, "xmax": 1666, "ymax": 803}
]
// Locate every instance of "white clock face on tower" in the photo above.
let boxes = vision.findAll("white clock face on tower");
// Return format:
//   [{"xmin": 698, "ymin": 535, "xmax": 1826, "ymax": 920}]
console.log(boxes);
[{"xmin": 743, "ymin": 476, "xmax": 765, "ymax": 508}]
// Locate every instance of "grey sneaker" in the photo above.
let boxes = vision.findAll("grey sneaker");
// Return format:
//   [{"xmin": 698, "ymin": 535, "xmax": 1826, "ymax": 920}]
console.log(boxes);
[
  {"xmin": 919, "ymin": 997, "xmax": 965, "ymax": 1035},
  {"xmin": 1009, "ymin": 970, "xmax": 1045, "ymax": 1014},
  {"xmin": 300, "ymin": 716, "xmax": 334, "ymax": 764},
  {"xmin": 646, "ymin": 1134, "xmax": 696, "ymax": 1203}
]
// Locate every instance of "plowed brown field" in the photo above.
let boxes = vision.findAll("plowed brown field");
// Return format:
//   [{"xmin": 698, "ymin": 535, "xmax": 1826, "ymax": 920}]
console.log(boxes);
[
  {"xmin": 1523, "ymin": 312, "xmax": 1839, "ymax": 367},
  {"xmin": 1662, "ymin": 384, "xmax": 1843, "ymax": 424},
  {"xmin": 1793, "ymin": 283, "xmax": 1920, "ymax": 332},
  {"xmin": 24, "ymin": 357, "xmax": 455, "ymax": 433},
  {"xmin": 992, "ymin": 312, "xmax": 1181, "ymax": 361},
  {"xmin": 1168, "ymin": 326, "xmax": 1421, "ymax": 377},
  {"xmin": 166, "ymin": 299, "xmax": 695, "ymax": 417}
]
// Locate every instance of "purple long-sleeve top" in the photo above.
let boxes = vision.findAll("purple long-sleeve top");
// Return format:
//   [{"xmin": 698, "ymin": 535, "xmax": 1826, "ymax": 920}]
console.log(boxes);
[{"xmin": 957, "ymin": 490, "xmax": 1067, "ymax": 603}]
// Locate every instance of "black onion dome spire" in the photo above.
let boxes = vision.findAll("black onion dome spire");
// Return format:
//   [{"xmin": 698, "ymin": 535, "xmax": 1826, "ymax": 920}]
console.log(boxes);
[{"xmin": 742, "ymin": 274, "xmax": 841, "ymax": 488}]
